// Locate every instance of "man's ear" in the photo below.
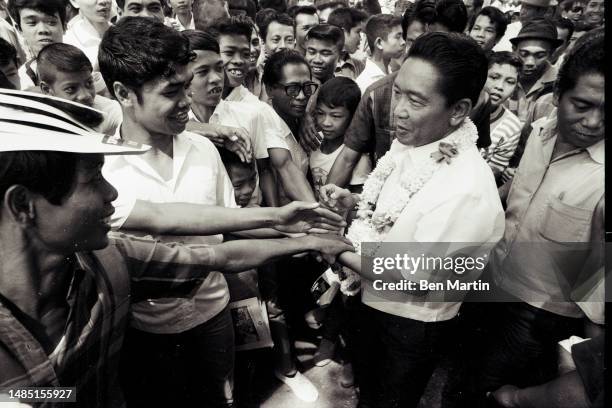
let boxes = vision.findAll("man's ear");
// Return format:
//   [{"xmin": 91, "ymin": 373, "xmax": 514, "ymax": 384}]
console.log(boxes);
[
  {"xmin": 374, "ymin": 37, "xmax": 384, "ymax": 51},
  {"xmin": 449, "ymin": 98, "xmax": 472, "ymax": 127},
  {"xmin": 4, "ymin": 185, "xmax": 36, "ymax": 227},
  {"xmin": 39, "ymin": 80, "xmax": 51, "ymax": 95},
  {"xmin": 113, "ymin": 82, "xmax": 134, "ymax": 107}
]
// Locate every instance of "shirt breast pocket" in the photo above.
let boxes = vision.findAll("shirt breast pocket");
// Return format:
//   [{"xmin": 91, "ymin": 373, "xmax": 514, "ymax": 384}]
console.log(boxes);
[{"xmin": 539, "ymin": 196, "xmax": 592, "ymax": 243}]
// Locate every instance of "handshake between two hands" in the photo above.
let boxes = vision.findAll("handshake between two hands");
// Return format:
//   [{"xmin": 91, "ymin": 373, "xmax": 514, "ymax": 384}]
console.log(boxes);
[{"xmin": 273, "ymin": 185, "xmax": 358, "ymax": 264}]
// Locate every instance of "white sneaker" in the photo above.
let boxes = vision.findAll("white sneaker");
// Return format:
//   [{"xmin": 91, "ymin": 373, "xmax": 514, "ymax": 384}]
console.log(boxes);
[{"xmin": 274, "ymin": 370, "xmax": 319, "ymax": 402}]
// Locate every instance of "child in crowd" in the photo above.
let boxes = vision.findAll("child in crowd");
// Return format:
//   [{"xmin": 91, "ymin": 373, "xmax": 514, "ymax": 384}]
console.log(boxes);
[
  {"xmin": 309, "ymin": 76, "xmax": 369, "ymax": 374},
  {"xmin": 310, "ymin": 76, "xmax": 371, "ymax": 197},
  {"xmin": 355, "ymin": 13, "xmax": 404, "ymax": 93},
  {"xmin": 36, "ymin": 43, "xmax": 123, "ymax": 135},
  {"xmin": 218, "ymin": 147, "xmax": 259, "ymax": 208},
  {"xmin": 482, "ymin": 51, "xmax": 522, "ymax": 184}
]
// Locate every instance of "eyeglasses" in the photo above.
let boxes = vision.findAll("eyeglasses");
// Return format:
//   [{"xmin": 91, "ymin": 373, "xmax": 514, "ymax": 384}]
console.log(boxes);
[{"xmin": 278, "ymin": 82, "xmax": 318, "ymax": 98}]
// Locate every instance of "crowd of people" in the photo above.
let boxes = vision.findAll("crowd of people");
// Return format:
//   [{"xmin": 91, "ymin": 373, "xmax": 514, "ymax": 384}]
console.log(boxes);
[{"xmin": 0, "ymin": 0, "xmax": 605, "ymax": 407}]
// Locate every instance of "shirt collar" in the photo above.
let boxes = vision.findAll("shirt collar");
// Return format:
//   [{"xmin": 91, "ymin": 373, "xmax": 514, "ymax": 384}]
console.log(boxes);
[
  {"xmin": 540, "ymin": 116, "xmax": 605, "ymax": 165},
  {"xmin": 364, "ymin": 58, "xmax": 386, "ymax": 77}
]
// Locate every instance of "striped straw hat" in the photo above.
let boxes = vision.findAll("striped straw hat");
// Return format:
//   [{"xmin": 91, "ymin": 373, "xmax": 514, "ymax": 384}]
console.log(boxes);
[{"xmin": 0, "ymin": 89, "xmax": 149, "ymax": 155}]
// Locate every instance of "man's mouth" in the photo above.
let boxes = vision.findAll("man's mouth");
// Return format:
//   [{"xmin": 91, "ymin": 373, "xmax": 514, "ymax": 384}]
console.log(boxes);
[
  {"xmin": 489, "ymin": 92, "xmax": 502, "ymax": 101},
  {"xmin": 209, "ymin": 86, "xmax": 223, "ymax": 96},
  {"xmin": 38, "ymin": 38, "xmax": 54, "ymax": 44},
  {"xmin": 227, "ymin": 69, "xmax": 244, "ymax": 78},
  {"xmin": 172, "ymin": 110, "xmax": 190, "ymax": 124}
]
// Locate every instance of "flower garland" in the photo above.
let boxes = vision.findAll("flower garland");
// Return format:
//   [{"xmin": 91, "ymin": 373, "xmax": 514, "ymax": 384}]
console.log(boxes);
[{"xmin": 340, "ymin": 119, "xmax": 478, "ymax": 295}]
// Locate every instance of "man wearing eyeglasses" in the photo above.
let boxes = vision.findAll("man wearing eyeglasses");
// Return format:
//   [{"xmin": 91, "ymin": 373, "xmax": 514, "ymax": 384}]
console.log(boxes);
[{"xmin": 263, "ymin": 49, "xmax": 319, "ymax": 205}]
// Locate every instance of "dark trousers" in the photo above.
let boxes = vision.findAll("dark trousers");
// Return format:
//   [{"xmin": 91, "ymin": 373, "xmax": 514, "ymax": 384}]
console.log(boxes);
[
  {"xmin": 120, "ymin": 306, "xmax": 235, "ymax": 407},
  {"xmin": 347, "ymin": 303, "xmax": 456, "ymax": 408},
  {"xmin": 474, "ymin": 302, "xmax": 583, "ymax": 397}
]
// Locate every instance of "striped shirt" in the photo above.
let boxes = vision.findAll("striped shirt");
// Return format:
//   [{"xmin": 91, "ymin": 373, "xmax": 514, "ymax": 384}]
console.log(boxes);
[
  {"xmin": 486, "ymin": 106, "xmax": 522, "ymax": 179},
  {"xmin": 0, "ymin": 233, "xmax": 216, "ymax": 407}
]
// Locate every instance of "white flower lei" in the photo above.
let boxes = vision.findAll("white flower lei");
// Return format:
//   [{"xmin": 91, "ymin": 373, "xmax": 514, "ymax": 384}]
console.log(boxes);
[{"xmin": 346, "ymin": 119, "xmax": 478, "ymax": 255}]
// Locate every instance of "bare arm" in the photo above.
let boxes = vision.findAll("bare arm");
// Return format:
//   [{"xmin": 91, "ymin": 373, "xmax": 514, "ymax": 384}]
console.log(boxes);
[
  {"xmin": 268, "ymin": 148, "xmax": 316, "ymax": 203},
  {"xmin": 213, "ymin": 234, "xmax": 355, "ymax": 273},
  {"xmin": 122, "ymin": 200, "xmax": 345, "ymax": 236},
  {"xmin": 327, "ymin": 145, "xmax": 362, "ymax": 188},
  {"xmin": 257, "ymin": 157, "xmax": 279, "ymax": 207}
]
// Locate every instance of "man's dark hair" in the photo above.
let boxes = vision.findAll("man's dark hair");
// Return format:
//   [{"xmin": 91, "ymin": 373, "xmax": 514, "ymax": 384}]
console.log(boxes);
[
  {"xmin": 182, "ymin": 29, "xmax": 220, "ymax": 53},
  {"xmin": 99, "ymin": 17, "xmax": 193, "ymax": 100},
  {"xmin": 8, "ymin": 0, "xmax": 67, "ymax": 30},
  {"xmin": 556, "ymin": 27, "xmax": 603, "ymax": 98},
  {"xmin": 262, "ymin": 48, "xmax": 310, "ymax": 87},
  {"xmin": 36, "ymin": 43, "xmax": 93, "ymax": 84},
  {"xmin": 0, "ymin": 37, "xmax": 17, "ymax": 67},
  {"xmin": 304, "ymin": 24, "xmax": 344, "ymax": 51},
  {"xmin": 316, "ymin": 1, "xmax": 345, "ymax": 12},
  {"xmin": 487, "ymin": 51, "xmax": 522, "ymax": 71},
  {"xmin": 228, "ymin": 0, "xmax": 257, "ymax": 20},
  {"xmin": 364, "ymin": 14, "xmax": 402, "ymax": 51},
  {"xmin": 260, "ymin": 0, "xmax": 287, "ymax": 13},
  {"xmin": 0, "ymin": 151, "xmax": 78, "ymax": 206},
  {"xmin": 317, "ymin": 76, "xmax": 360, "ymax": 116},
  {"xmin": 401, "ymin": 0, "xmax": 436, "ymax": 39},
  {"xmin": 432, "ymin": 0, "xmax": 468, "ymax": 33},
  {"xmin": 361, "ymin": 0, "xmax": 382, "ymax": 15},
  {"xmin": 327, "ymin": 7, "xmax": 368, "ymax": 32},
  {"xmin": 256, "ymin": 10, "xmax": 294, "ymax": 41},
  {"xmin": 209, "ymin": 16, "xmax": 253, "ymax": 42},
  {"xmin": 553, "ymin": 16, "xmax": 575, "ymax": 41},
  {"xmin": 290, "ymin": 5, "xmax": 318, "ymax": 19},
  {"xmin": 469, "ymin": 6, "xmax": 509, "ymax": 39},
  {"xmin": 408, "ymin": 31, "xmax": 487, "ymax": 106},
  {"xmin": 560, "ymin": 0, "xmax": 585, "ymax": 12}
]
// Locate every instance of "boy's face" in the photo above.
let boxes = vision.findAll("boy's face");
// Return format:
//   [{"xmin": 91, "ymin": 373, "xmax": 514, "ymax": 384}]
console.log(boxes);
[
  {"xmin": 269, "ymin": 62, "xmax": 313, "ymax": 119},
  {"xmin": 131, "ymin": 64, "xmax": 193, "ymax": 136},
  {"xmin": 120, "ymin": 0, "xmax": 165, "ymax": 21},
  {"xmin": 249, "ymin": 28, "xmax": 261, "ymax": 71},
  {"xmin": 584, "ymin": 0, "xmax": 604, "ymax": 26},
  {"xmin": 484, "ymin": 63, "xmax": 519, "ymax": 108},
  {"xmin": 71, "ymin": 0, "xmax": 112, "ymax": 23},
  {"xmin": 42, "ymin": 69, "xmax": 96, "ymax": 107},
  {"xmin": 295, "ymin": 12, "xmax": 319, "ymax": 50},
  {"xmin": 228, "ymin": 165, "xmax": 257, "ymax": 207},
  {"xmin": 380, "ymin": 25, "xmax": 406, "ymax": 59},
  {"xmin": 344, "ymin": 22, "xmax": 364, "ymax": 54},
  {"xmin": 219, "ymin": 34, "xmax": 251, "ymax": 88},
  {"xmin": 265, "ymin": 21, "xmax": 295, "ymax": 55},
  {"xmin": 304, "ymin": 38, "xmax": 339, "ymax": 83},
  {"xmin": 188, "ymin": 50, "xmax": 224, "ymax": 108},
  {"xmin": 470, "ymin": 15, "xmax": 499, "ymax": 52},
  {"xmin": 19, "ymin": 9, "xmax": 63, "ymax": 56},
  {"xmin": 404, "ymin": 20, "xmax": 425, "ymax": 53},
  {"xmin": 315, "ymin": 102, "xmax": 350, "ymax": 140},
  {"xmin": 0, "ymin": 60, "xmax": 20, "ymax": 90}
]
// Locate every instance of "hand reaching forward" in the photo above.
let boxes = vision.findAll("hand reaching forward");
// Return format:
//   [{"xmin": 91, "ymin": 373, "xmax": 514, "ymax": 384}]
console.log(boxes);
[
  {"xmin": 319, "ymin": 184, "xmax": 358, "ymax": 213},
  {"xmin": 274, "ymin": 202, "xmax": 347, "ymax": 234},
  {"xmin": 308, "ymin": 233, "xmax": 355, "ymax": 264},
  {"xmin": 189, "ymin": 122, "xmax": 253, "ymax": 163}
]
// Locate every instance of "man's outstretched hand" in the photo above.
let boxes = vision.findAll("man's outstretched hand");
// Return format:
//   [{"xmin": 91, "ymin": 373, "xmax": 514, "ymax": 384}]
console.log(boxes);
[
  {"xmin": 274, "ymin": 201, "xmax": 347, "ymax": 234},
  {"xmin": 188, "ymin": 121, "xmax": 253, "ymax": 162},
  {"xmin": 307, "ymin": 233, "xmax": 355, "ymax": 264}
]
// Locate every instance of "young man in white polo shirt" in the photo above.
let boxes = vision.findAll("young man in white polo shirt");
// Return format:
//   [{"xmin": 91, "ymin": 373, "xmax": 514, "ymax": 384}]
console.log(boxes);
[{"xmin": 98, "ymin": 16, "xmax": 347, "ymax": 406}]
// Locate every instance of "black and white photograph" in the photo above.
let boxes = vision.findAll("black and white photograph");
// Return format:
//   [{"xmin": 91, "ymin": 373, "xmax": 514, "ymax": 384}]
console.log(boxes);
[{"xmin": 0, "ymin": 0, "xmax": 606, "ymax": 407}]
